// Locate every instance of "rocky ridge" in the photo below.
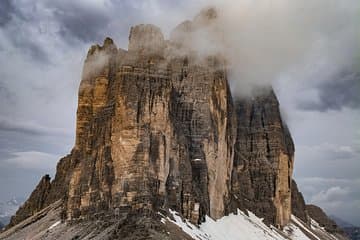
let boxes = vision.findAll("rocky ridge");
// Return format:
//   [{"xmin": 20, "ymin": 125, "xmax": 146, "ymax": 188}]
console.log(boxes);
[
  {"xmin": 4, "ymin": 7, "xmax": 347, "ymax": 240},
  {"xmin": 306, "ymin": 204, "xmax": 345, "ymax": 235}
]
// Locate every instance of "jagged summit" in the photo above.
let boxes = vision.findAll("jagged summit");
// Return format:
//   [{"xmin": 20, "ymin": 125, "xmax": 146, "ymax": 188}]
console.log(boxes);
[
  {"xmin": 1, "ymin": 7, "xmax": 348, "ymax": 240},
  {"xmin": 193, "ymin": 6, "xmax": 219, "ymax": 24},
  {"xmin": 128, "ymin": 24, "xmax": 165, "ymax": 54},
  {"xmin": 87, "ymin": 37, "xmax": 117, "ymax": 56}
]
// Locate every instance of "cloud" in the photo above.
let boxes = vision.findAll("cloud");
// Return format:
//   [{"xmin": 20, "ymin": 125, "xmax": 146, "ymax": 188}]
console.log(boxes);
[
  {"xmin": 312, "ymin": 186, "xmax": 350, "ymax": 204},
  {"xmin": 43, "ymin": 0, "xmax": 112, "ymax": 43},
  {"xmin": 297, "ymin": 143, "xmax": 359, "ymax": 162},
  {"xmin": 0, "ymin": 117, "xmax": 72, "ymax": 136},
  {"xmin": 297, "ymin": 72, "xmax": 360, "ymax": 111},
  {"xmin": 159, "ymin": 0, "xmax": 360, "ymax": 98},
  {"xmin": 293, "ymin": 140, "xmax": 360, "ymax": 181},
  {"xmin": 0, "ymin": 0, "xmax": 16, "ymax": 27},
  {"xmin": 3, "ymin": 151, "xmax": 60, "ymax": 170},
  {"xmin": 296, "ymin": 177, "xmax": 360, "ymax": 225},
  {"xmin": 0, "ymin": 1, "xmax": 50, "ymax": 63},
  {"xmin": 9, "ymin": 34, "xmax": 50, "ymax": 63},
  {"xmin": 0, "ymin": 81, "xmax": 15, "ymax": 105}
]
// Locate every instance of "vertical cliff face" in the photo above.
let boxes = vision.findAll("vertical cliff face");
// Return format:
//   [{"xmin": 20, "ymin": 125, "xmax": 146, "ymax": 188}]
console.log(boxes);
[
  {"xmin": 65, "ymin": 26, "xmax": 236, "ymax": 223},
  {"xmin": 229, "ymin": 90, "xmax": 294, "ymax": 226},
  {"xmin": 291, "ymin": 179, "xmax": 308, "ymax": 223},
  {"xmin": 10, "ymin": 8, "xmax": 297, "ymax": 229},
  {"xmin": 64, "ymin": 20, "xmax": 293, "ymax": 226}
]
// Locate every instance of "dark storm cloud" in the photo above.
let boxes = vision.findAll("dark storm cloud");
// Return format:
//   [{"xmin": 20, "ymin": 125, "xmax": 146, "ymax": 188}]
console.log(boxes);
[
  {"xmin": 297, "ymin": 72, "xmax": 360, "ymax": 112},
  {"xmin": 0, "ymin": 33, "xmax": 49, "ymax": 63},
  {"xmin": 11, "ymin": 36, "xmax": 50, "ymax": 63},
  {"xmin": 0, "ymin": 0, "xmax": 16, "ymax": 27},
  {"xmin": 43, "ymin": 1, "xmax": 111, "ymax": 43},
  {"xmin": 0, "ymin": 1, "xmax": 50, "ymax": 63},
  {"xmin": 54, "ymin": 10, "xmax": 110, "ymax": 43}
]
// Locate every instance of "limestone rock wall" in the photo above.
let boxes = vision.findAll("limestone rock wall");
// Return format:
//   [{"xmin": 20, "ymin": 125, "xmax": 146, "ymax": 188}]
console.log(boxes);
[
  {"xmin": 229, "ymin": 90, "xmax": 294, "ymax": 226},
  {"xmin": 64, "ymin": 32, "xmax": 236, "ymax": 224},
  {"xmin": 291, "ymin": 180, "xmax": 308, "ymax": 223},
  {"xmin": 128, "ymin": 24, "xmax": 165, "ymax": 55},
  {"xmin": 11, "ymin": 8, "xmax": 298, "ymax": 229}
]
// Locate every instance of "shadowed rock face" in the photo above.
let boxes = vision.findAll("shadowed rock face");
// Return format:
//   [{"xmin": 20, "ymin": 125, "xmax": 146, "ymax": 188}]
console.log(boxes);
[
  {"xmin": 10, "ymin": 8, "xmax": 295, "ymax": 229},
  {"xmin": 229, "ymin": 91, "xmax": 295, "ymax": 227},
  {"xmin": 291, "ymin": 180, "xmax": 308, "ymax": 223}
]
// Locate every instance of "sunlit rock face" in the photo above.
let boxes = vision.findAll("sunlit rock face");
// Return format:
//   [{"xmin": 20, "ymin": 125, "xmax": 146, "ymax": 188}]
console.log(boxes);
[
  {"xmin": 67, "ymin": 33, "xmax": 235, "ymax": 224},
  {"xmin": 10, "ymin": 7, "xmax": 294, "ymax": 228}
]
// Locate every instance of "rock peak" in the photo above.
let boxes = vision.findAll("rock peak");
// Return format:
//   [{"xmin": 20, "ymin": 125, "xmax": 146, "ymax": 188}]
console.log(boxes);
[
  {"xmin": 194, "ymin": 6, "xmax": 219, "ymax": 24},
  {"xmin": 103, "ymin": 37, "xmax": 115, "ymax": 48},
  {"xmin": 87, "ymin": 37, "xmax": 117, "ymax": 57},
  {"xmin": 128, "ymin": 24, "xmax": 165, "ymax": 54}
]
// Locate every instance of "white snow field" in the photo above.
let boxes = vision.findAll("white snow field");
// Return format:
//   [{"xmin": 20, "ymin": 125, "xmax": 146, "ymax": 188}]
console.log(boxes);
[
  {"xmin": 0, "ymin": 200, "xmax": 346, "ymax": 240},
  {"xmin": 163, "ymin": 209, "xmax": 344, "ymax": 240}
]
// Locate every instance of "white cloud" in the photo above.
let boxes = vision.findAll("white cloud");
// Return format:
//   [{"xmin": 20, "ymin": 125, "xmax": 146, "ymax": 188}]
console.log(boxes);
[
  {"xmin": 311, "ymin": 186, "xmax": 350, "ymax": 203},
  {"xmin": 3, "ymin": 151, "xmax": 60, "ymax": 171},
  {"xmin": 297, "ymin": 142, "xmax": 357, "ymax": 161},
  {"xmin": 296, "ymin": 177, "xmax": 360, "ymax": 225}
]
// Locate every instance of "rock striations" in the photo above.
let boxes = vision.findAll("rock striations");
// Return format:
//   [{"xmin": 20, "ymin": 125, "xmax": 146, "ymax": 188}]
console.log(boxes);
[{"xmin": 6, "ymin": 7, "xmax": 347, "ymax": 240}]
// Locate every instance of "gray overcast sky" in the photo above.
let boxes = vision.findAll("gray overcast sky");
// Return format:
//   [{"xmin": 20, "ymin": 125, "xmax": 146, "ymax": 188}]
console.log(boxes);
[{"xmin": 0, "ymin": 0, "xmax": 359, "ymax": 225}]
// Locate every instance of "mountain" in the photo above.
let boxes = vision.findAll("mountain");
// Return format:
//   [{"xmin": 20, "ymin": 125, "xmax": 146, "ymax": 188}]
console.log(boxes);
[
  {"xmin": 306, "ymin": 205, "xmax": 345, "ymax": 234},
  {"xmin": 0, "ymin": 7, "xmax": 348, "ymax": 240},
  {"xmin": 343, "ymin": 228, "xmax": 360, "ymax": 240},
  {"xmin": 331, "ymin": 216, "xmax": 360, "ymax": 240},
  {"xmin": 0, "ymin": 197, "xmax": 23, "ymax": 226},
  {"xmin": 331, "ymin": 215, "xmax": 356, "ymax": 229}
]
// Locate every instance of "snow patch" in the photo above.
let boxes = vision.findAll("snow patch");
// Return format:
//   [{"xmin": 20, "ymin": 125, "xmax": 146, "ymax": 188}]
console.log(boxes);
[
  {"xmin": 167, "ymin": 209, "xmax": 211, "ymax": 240},
  {"xmin": 200, "ymin": 210, "xmax": 288, "ymax": 240},
  {"xmin": 309, "ymin": 218, "xmax": 340, "ymax": 240},
  {"xmin": 164, "ymin": 209, "xmax": 341, "ymax": 240},
  {"xmin": 291, "ymin": 215, "xmax": 320, "ymax": 240},
  {"xmin": 284, "ymin": 223, "xmax": 315, "ymax": 240},
  {"xmin": 48, "ymin": 221, "xmax": 61, "ymax": 230},
  {"xmin": 166, "ymin": 209, "xmax": 289, "ymax": 240}
]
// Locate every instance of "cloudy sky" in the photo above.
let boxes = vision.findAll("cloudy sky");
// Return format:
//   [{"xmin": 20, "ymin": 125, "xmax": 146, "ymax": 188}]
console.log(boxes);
[{"xmin": 0, "ymin": 0, "xmax": 359, "ymax": 225}]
